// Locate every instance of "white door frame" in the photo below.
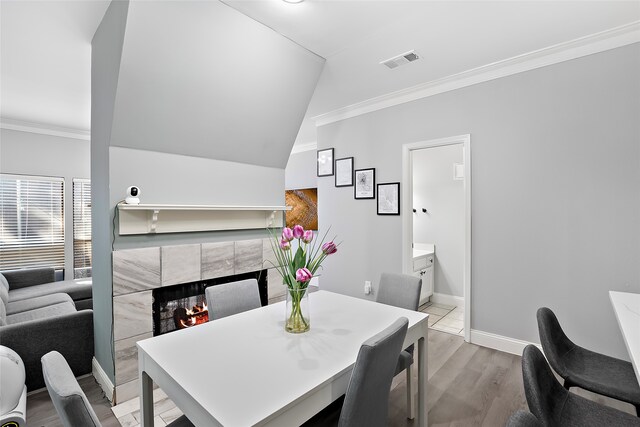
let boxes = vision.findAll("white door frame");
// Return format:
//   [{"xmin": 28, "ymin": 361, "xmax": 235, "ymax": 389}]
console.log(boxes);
[{"xmin": 401, "ymin": 134, "xmax": 471, "ymax": 342}]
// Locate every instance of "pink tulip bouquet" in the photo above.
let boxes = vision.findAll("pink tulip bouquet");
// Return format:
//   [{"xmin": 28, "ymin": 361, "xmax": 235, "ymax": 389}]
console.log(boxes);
[{"xmin": 268, "ymin": 224, "xmax": 338, "ymax": 333}]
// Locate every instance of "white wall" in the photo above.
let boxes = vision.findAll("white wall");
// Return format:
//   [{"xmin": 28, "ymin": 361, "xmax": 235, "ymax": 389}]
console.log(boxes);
[
  {"xmin": 109, "ymin": 147, "xmax": 285, "ymax": 249},
  {"xmin": 0, "ymin": 128, "xmax": 90, "ymax": 279},
  {"xmin": 316, "ymin": 44, "xmax": 640, "ymax": 360},
  {"xmin": 285, "ymin": 150, "xmax": 317, "ymax": 190},
  {"xmin": 412, "ymin": 145, "xmax": 464, "ymax": 297}
]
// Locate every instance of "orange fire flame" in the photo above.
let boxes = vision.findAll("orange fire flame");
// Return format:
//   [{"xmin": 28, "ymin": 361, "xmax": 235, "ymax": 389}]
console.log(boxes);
[{"xmin": 178, "ymin": 302, "xmax": 209, "ymax": 328}]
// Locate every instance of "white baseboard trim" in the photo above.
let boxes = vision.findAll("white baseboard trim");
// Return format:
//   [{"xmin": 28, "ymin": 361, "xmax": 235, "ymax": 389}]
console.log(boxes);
[
  {"xmin": 92, "ymin": 357, "xmax": 115, "ymax": 403},
  {"xmin": 430, "ymin": 292, "xmax": 464, "ymax": 308},
  {"xmin": 470, "ymin": 329, "xmax": 542, "ymax": 356}
]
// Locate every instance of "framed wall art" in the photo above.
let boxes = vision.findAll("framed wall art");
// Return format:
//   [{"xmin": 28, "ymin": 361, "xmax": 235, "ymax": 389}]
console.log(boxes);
[
  {"xmin": 354, "ymin": 168, "xmax": 375, "ymax": 199},
  {"xmin": 335, "ymin": 157, "xmax": 354, "ymax": 187},
  {"xmin": 377, "ymin": 182, "xmax": 400, "ymax": 215},
  {"xmin": 317, "ymin": 148, "xmax": 334, "ymax": 177}
]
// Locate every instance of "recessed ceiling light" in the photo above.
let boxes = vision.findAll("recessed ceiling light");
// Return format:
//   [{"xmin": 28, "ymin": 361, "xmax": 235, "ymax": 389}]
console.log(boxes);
[{"xmin": 282, "ymin": 0, "xmax": 304, "ymax": 3}]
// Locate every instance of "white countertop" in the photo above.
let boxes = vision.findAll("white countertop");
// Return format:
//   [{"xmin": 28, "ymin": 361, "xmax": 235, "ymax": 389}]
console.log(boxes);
[
  {"xmin": 413, "ymin": 243, "xmax": 434, "ymax": 259},
  {"xmin": 609, "ymin": 291, "xmax": 640, "ymax": 384}
]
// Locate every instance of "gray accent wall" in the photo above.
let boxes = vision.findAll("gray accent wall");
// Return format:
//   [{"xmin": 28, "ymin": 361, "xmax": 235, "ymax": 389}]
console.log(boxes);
[
  {"xmin": 0, "ymin": 129, "xmax": 90, "ymax": 279},
  {"xmin": 317, "ymin": 44, "xmax": 640, "ymax": 360},
  {"xmin": 91, "ymin": 0, "xmax": 129, "ymax": 382}
]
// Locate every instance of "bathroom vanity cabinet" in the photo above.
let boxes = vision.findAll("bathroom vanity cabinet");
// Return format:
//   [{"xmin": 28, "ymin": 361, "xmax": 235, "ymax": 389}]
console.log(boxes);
[{"xmin": 413, "ymin": 244, "xmax": 434, "ymax": 305}]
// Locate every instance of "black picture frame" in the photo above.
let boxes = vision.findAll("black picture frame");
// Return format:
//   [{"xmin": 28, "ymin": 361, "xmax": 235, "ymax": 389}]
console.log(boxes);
[
  {"xmin": 317, "ymin": 148, "xmax": 334, "ymax": 177},
  {"xmin": 354, "ymin": 168, "xmax": 375, "ymax": 199},
  {"xmin": 377, "ymin": 182, "xmax": 400, "ymax": 215},
  {"xmin": 335, "ymin": 157, "xmax": 354, "ymax": 187}
]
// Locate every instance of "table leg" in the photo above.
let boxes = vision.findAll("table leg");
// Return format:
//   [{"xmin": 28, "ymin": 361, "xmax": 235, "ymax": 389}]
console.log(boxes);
[
  {"xmin": 140, "ymin": 371, "xmax": 154, "ymax": 427},
  {"xmin": 418, "ymin": 331, "xmax": 428, "ymax": 427}
]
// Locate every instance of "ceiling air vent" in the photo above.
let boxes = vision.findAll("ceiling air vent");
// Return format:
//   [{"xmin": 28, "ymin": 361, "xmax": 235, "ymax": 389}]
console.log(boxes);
[{"xmin": 380, "ymin": 50, "xmax": 420, "ymax": 69}]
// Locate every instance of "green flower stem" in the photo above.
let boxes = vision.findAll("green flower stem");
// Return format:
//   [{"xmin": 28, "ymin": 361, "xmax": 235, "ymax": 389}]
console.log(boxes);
[{"xmin": 287, "ymin": 288, "xmax": 308, "ymax": 332}]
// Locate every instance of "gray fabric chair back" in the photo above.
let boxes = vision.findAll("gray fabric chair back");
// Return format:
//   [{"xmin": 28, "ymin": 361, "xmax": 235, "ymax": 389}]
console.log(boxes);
[
  {"xmin": 205, "ymin": 279, "xmax": 261, "ymax": 321},
  {"xmin": 338, "ymin": 317, "xmax": 409, "ymax": 427},
  {"xmin": 41, "ymin": 351, "xmax": 101, "ymax": 427},
  {"xmin": 521, "ymin": 344, "xmax": 567, "ymax": 426},
  {"xmin": 376, "ymin": 272, "xmax": 422, "ymax": 311},
  {"xmin": 536, "ymin": 307, "xmax": 574, "ymax": 378},
  {"xmin": 505, "ymin": 410, "xmax": 543, "ymax": 427}
]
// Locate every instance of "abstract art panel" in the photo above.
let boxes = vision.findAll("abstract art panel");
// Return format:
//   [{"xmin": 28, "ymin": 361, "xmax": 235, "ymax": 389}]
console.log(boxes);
[{"xmin": 285, "ymin": 188, "xmax": 318, "ymax": 230}]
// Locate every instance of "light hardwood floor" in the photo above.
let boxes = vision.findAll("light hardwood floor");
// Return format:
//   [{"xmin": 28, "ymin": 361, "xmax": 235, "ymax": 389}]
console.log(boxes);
[
  {"xmin": 25, "ymin": 329, "xmax": 636, "ymax": 426},
  {"xmin": 26, "ymin": 375, "xmax": 120, "ymax": 427}
]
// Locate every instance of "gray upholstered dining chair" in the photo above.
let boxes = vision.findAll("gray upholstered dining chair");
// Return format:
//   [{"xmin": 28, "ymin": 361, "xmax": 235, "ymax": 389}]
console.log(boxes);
[
  {"xmin": 505, "ymin": 410, "xmax": 542, "ymax": 427},
  {"xmin": 376, "ymin": 272, "xmax": 422, "ymax": 419},
  {"xmin": 41, "ymin": 351, "xmax": 193, "ymax": 427},
  {"xmin": 303, "ymin": 317, "xmax": 409, "ymax": 427},
  {"xmin": 205, "ymin": 279, "xmax": 262, "ymax": 321},
  {"xmin": 521, "ymin": 344, "xmax": 640, "ymax": 426},
  {"xmin": 537, "ymin": 307, "xmax": 640, "ymax": 416}
]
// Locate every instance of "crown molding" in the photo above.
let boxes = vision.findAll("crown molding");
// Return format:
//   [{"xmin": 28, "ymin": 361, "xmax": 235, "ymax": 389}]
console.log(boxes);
[
  {"xmin": 313, "ymin": 21, "xmax": 640, "ymax": 127},
  {"xmin": 290, "ymin": 141, "xmax": 317, "ymax": 154},
  {"xmin": 0, "ymin": 117, "xmax": 90, "ymax": 141}
]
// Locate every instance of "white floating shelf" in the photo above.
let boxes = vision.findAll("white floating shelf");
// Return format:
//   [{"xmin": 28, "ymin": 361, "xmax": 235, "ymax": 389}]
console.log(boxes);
[{"xmin": 117, "ymin": 204, "xmax": 290, "ymax": 235}]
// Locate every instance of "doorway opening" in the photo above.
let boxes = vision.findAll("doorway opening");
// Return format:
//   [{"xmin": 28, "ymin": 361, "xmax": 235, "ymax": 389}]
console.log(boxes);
[{"xmin": 401, "ymin": 135, "xmax": 471, "ymax": 341}]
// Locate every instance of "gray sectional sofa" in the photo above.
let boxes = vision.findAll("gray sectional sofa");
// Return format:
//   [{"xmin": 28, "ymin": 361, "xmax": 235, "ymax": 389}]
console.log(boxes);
[{"xmin": 0, "ymin": 268, "xmax": 93, "ymax": 391}]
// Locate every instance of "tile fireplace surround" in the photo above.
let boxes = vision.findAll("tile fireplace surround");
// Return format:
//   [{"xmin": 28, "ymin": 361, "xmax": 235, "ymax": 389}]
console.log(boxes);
[{"xmin": 111, "ymin": 238, "xmax": 279, "ymax": 403}]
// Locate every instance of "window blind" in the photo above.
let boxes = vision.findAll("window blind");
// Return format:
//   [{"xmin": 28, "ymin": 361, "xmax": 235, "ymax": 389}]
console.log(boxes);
[
  {"xmin": 73, "ymin": 179, "xmax": 92, "ymax": 278},
  {"xmin": 0, "ymin": 174, "xmax": 65, "ymax": 271}
]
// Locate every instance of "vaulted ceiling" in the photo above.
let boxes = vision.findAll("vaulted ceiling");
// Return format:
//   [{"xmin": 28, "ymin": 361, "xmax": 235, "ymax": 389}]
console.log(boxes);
[
  {"xmin": 94, "ymin": 0, "xmax": 323, "ymax": 168},
  {"xmin": 1, "ymin": 1, "xmax": 639, "ymax": 148},
  {"xmin": 221, "ymin": 0, "xmax": 640, "ymax": 146}
]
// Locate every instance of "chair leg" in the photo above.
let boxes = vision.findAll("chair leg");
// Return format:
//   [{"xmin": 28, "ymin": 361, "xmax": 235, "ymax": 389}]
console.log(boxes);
[{"xmin": 406, "ymin": 365, "xmax": 416, "ymax": 420}]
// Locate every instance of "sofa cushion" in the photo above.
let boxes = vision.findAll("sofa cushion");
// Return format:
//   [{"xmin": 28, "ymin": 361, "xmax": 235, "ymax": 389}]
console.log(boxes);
[
  {"xmin": 6, "ymin": 301, "xmax": 76, "ymax": 325},
  {"xmin": 0, "ymin": 299, "xmax": 6, "ymax": 326},
  {"xmin": 2, "ymin": 268, "xmax": 56, "ymax": 289},
  {"xmin": 0, "ymin": 273, "xmax": 9, "ymax": 305},
  {"xmin": 8, "ymin": 279, "xmax": 92, "ymax": 303},
  {"xmin": 6, "ymin": 293, "xmax": 74, "ymax": 316}
]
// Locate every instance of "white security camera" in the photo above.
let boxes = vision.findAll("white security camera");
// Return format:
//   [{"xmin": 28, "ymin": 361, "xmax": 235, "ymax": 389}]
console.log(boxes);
[{"xmin": 125, "ymin": 186, "xmax": 141, "ymax": 205}]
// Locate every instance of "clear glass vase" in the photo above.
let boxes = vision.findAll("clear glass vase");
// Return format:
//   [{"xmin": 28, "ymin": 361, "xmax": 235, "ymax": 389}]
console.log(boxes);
[{"xmin": 285, "ymin": 288, "xmax": 310, "ymax": 333}]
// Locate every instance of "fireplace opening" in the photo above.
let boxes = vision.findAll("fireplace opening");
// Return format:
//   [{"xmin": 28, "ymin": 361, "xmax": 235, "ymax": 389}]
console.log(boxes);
[{"xmin": 152, "ymin": 269, "xmax": 268, "ymax": 336}]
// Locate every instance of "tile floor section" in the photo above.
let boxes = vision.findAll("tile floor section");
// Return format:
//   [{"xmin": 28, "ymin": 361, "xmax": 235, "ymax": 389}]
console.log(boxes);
[
  {"xmin": 112, "ymin": 388, "xmax": 184, "ymax": 427},
  {"xmin": 420, "ymin": 301, "xmax": 464, "ymax": 336},
  {"xmin": 112, "ymin": 301, "xmax": 464, "ymax": 426}
]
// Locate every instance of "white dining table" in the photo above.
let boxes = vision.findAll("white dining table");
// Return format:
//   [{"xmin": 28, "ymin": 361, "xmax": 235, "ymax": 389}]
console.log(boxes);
[
  {"xmin": 609, "ymin": 291, "xmax": 640, "ymax": 384},
  {"xmin": 137, "ymin": 290, "xmax": 429, "ymax": 427}
]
